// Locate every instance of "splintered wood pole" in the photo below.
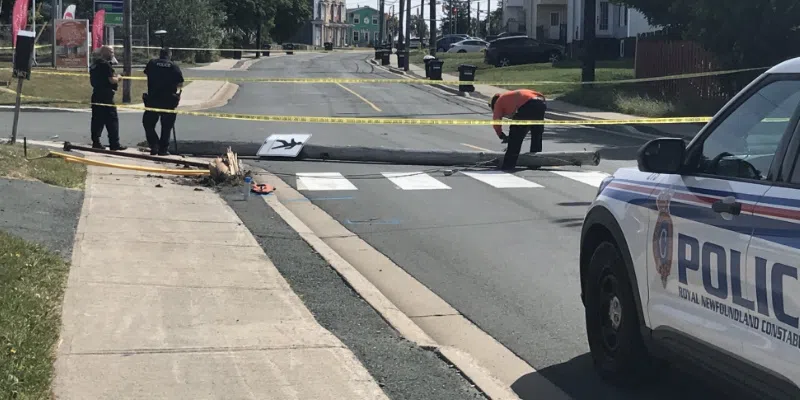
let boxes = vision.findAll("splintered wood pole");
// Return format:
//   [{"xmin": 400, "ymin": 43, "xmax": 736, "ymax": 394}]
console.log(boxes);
[{"xmin": 208, "ymin": 147, "xmax": 243, "ymax": 182}]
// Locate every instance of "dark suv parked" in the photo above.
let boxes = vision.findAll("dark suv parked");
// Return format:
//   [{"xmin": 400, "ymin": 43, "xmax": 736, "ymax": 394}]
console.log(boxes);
[{"xmin": 484, "ymin": 36, "xmax": 564, "ymax": 67}]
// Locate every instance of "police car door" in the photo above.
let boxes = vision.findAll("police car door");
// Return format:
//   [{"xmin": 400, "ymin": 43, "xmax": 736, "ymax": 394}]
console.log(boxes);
[
  {"xmin": 741, "ymin": 86, "xmax": 800, "ymax": 388},
  {"xmin": 648, "ymin": 75, "xmax": 800, "ymax": 360}
]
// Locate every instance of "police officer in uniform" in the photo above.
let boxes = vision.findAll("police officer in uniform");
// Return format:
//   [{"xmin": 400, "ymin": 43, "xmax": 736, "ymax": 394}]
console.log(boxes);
[
  {"xmin": 89, "ymin": 45, "xmax": 126, "ymax": 150},
  {"xmin": 142, "ymin": 48, "xmax": 184, "ymax": 155}
]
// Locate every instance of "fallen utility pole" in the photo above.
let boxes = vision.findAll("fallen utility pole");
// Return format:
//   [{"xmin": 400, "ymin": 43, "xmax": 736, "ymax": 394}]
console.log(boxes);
[
  {"xmin": 173, "ymin": 141, "xmax": 601, "ymax": 168},
  {"xmin": 62, "ymin": 142, "xmax": 209, "ymax": 168}
]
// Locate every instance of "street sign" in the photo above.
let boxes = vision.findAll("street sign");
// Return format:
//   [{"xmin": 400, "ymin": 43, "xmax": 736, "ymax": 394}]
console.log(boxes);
[
  {"xmin": 94, "ymin": 0, "xmax": 123, "ymax": 26},
  {"xmin": 257, "ymin": 134, "xmax": 312, "ymax": 158}
]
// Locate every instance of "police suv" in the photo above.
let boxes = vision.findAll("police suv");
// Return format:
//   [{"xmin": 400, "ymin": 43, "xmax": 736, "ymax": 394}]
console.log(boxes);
[{"xmin": 580, "ymin": 57, "xmax": 800, "ymax": 399}]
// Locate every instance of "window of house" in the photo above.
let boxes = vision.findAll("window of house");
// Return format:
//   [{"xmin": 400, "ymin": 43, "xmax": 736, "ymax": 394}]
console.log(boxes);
[
  {"xmin": 550, "ymin": 12, "xmax": 559, "ymax": 27},
  {"xmin": 353, "ymin": 31, "xmax": 359, "ymax": 42},
  {"xmin": 599, "ymin": 1, "xmax": 609, "ymax": 30},
  {"xmin": 372, "ymin": 16, "xmax": 378, "ymax": 24},
  {"xmin": 353, "ymin": 14, "xmax": 359, "ymax": 23}
]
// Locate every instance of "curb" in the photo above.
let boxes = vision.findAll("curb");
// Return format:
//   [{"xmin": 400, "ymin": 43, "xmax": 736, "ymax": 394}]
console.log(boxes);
[
  {"xmin": 0, "ymin": 81, "xmax": 240, "ymax": 114},
  {"xmin": 249, "ymin": 166, "xmax": 522, "ymax": 400}
]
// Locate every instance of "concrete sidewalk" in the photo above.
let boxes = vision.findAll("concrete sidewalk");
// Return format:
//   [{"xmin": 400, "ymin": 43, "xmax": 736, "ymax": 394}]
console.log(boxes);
[
  {"xmin": 54, "ymin": 153, "xmax": 388, "ymax": 399},
  {"xmin": 384, "ymin": 54, "xmax": 702, "ymax": 139}
]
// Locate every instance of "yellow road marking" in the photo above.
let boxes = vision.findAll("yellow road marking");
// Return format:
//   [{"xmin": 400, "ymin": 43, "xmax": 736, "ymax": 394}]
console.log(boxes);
[
  {"xmin": 461, "ymin": 143, "xmax": 492, "ymax": 152},
  {"xmin": 336, "ymin": 82, "xmax": 382, "ymax": 112}
]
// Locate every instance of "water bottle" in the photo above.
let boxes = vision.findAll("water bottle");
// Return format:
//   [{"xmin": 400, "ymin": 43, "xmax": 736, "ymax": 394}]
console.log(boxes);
[{"xmin": 243, "ymin": 176, "xmax": 252, "ymax": 200}]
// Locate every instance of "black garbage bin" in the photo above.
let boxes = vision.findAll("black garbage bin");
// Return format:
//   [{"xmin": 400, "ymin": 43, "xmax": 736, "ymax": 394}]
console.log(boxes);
[
  {"xmin": 429, "ymin": 59, "xmax": 444, "ymax": 80},
  {"xmin": 374, "ymin": 47, "xmax": 381, "ymax": 60},
  {"xmin": 380, "ymin": 49, "xmax": 390, "ymax": 66},
  {"xmin": 263, "ymin": 44, "xmax": 271, "ymax": 57},
  {"xmin": 283, "ymin": 43, "xmax": 294, "ymax": 55},
  {"xmin": 423, "ymin": 55, "xmax": 435, "ymax": 78},
  {"xmin": 457, "ymin": 64, "xmax": 477, "ymax": 92},
  {"xmin": 324, "ymin": 42, "xmax": 333, "ymax": 51},
  {"xmin": 397, "ymin": 51, "xmax": 406, "ymax": 69},
  {"xmin": 233, "ymin": 48, "xmax": 242, "ymax": 60}
]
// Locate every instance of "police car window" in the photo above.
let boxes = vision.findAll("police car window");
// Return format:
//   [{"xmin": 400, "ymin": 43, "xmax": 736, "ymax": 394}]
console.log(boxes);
[{"xmin": 697, "ymin": 79, "xmax": 800, "ymax": 181}]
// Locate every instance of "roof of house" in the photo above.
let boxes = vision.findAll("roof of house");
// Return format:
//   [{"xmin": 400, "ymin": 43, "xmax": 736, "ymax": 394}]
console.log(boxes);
[{"xmin": 346, "ymin": 6, "xmax": 379, "ymax": 13}]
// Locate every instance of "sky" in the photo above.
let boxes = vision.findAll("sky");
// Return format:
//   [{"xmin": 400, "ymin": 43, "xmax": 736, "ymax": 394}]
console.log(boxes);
[{"xmin": 348, "ymin": 0, "xmax": 497, "ymax": 24}]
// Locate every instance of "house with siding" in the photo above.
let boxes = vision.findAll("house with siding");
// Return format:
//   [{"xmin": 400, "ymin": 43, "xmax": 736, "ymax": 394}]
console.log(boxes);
[
  {"xmin": 290, "ymin": 0, "xmax": 351, "ymax": 46},
  {"xmin": 346, "ymin": 6, "xmax": 387, "ymax": 47},
  {"xmin": 501, "ymin": 0, "xmax": 658, "ymax": 45}
]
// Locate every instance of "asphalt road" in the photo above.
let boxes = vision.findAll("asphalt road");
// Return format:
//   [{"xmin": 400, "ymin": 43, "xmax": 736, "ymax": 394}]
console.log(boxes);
[{"xmin": 0, "ymin": 52, "xmax": 739, "ymax": 399}]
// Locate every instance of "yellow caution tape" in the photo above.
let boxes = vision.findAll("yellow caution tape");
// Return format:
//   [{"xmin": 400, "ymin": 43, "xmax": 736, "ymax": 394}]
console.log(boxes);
[
  {"xmin": 0, "ymin": 44, "xmax": 50, "ymax": 50},
  {"xmin": 115, "ymin": 45, "xmax": 372, "ymax": 53},
  {"xmin": 0, "ymin": 66, "xmax": 769, "ymax": 86}
]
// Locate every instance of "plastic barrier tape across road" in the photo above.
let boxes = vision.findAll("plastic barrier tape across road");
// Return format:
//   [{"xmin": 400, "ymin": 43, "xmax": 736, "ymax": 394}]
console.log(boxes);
[{"xmin": 0, "ymin": 66, "xmax": 770, "ymax": 87}]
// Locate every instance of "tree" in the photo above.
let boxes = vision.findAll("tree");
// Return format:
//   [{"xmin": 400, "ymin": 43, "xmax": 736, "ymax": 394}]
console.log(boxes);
[
  {"xmin": 440, "ymin": 2, "xmax": 470, "ymax": 35},
  {"xmin": 613, "ymin": 0, "xmax": 800, "ymax": 68},
  {"xmin": 270, "ymin": 0, "xmax": 310, "ymax": 44},
  {"xmin": 135, "ymin": 0, "xmax": 226, "ymax": 61},
  {"xmin": 386, "ymin": 15, "xmax": 399, "ymax": 42},
  {"xmin": 410, "ymin": 14, "xmax": 428, "ymax": 41}
]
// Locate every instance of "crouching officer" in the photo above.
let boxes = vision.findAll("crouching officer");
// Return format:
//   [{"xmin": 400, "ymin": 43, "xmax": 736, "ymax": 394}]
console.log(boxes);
[
  {"xmin": 142, "ymin": 48, "xmax": 184, "ymax": 155},
  {"xmin": 89, "ymin": 45, "xmax": 126, "ymax": 150},
  {"xmin": 489, "ymin": 89, "xmax": 547, "ymax": 170}
]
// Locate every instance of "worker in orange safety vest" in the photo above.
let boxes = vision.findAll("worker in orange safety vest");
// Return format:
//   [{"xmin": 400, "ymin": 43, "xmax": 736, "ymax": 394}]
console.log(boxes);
[{"xmin": 489, "ymin": 89, "xmax": 547, "ymax": 170}]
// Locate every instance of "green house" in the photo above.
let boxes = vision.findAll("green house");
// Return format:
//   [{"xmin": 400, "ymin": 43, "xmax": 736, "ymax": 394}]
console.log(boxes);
[{"xmin": 346, "ymin": 6, "xmax": 387, "ymax": 47}]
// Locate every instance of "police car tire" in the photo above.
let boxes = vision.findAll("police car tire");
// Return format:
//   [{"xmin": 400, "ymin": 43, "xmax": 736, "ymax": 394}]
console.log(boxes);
[{"xmin": 585, "ymin": 241, "xmax": 655, "ymax": 386}]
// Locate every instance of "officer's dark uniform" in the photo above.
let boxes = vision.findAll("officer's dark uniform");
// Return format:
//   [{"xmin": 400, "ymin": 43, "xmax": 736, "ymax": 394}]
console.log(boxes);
[
  {"xmin": 89, "ymin": 57, "xmax": 123, "ymax": 150},
  {"xmin": 143, "ymin": 51, "xmax": 185, "ymax": 155}
]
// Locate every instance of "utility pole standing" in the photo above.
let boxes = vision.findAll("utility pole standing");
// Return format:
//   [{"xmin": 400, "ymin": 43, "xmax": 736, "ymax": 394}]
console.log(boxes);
[
  {"xmin": 122, "ymin": 0, "xmax": 132, "ymax": 103},
  {"xmin": 399, "ymin": 0, "xmax": 405, "ymax": 53},
  {"xmin": 51, "ymin": 0, "xmax": 57, "ymax": 67},
  {"xmin": 487, "ymin": 0, "xmax": 491, "ymax": 35},
  {"xmin": 429, "ymin": 0, "xmax": 436, "ymax": 54},
  {"xmin": 467, "ymin": 0, "xmax": 470, "ymax": 36},
  {"xmin": 581, "ymin": 0, "xmax": 596, "ymax": 83},
  {"xmin": 378, "ymin": 0, "xmax": 385, "ymax": 45},
  {"xmin": 404, "ymin": 0, "xmax": 410, "ymax": 70}
]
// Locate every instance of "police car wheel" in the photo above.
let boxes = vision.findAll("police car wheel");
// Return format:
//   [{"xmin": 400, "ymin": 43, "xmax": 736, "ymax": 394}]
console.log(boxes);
[{"xmin": 585, "ymin": 241, "xmax": 654, "ymax": 386}]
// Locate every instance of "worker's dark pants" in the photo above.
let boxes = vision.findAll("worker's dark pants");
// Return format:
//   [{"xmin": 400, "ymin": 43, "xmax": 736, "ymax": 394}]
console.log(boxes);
[
  {"xmin": 143, "ymin": 108, "xmax": 177, "ymax": 152},
  {"xmin": 501, "ymin": 99, "xmax": 547, "ymax": 170},
  {"xmin": 90, "ymin": 93, "xmax": 120, "ymax": 147}
]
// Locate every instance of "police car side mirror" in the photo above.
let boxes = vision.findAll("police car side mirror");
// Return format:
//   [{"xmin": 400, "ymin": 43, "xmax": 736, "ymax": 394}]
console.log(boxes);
[{"xmin": 637, "ymin": 138, "xmax": 685, "ymax": 174}]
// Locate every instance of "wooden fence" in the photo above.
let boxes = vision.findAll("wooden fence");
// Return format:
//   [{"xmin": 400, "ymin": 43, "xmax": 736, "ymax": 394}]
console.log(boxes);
[{"xmin": 633, "ymin": 37, "xmax": 760, "ymax": 113}]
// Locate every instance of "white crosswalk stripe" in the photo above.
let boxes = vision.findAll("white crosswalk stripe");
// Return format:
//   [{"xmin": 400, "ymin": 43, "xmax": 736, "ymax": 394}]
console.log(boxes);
[
  {"xmin": 551, "ymin": 170, "xmax": 610, "ymax": 188},
  {"xmin": 296, "ymin": 172, "xmax": 358, "ymax": 191},
  {"xmin": 460, "ymin": 171, "xmax": 544, "ymax": 189},
  {"xmin": 382, "ymin": 172, "xmax": 452, "ymax": 190},
  {"xmin": 293, "ymin": 170, "xmax": 607, "ymax": 191}
]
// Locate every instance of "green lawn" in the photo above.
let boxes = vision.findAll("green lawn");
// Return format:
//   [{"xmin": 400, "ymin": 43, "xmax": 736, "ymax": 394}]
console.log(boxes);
[
  {"xmin": 0, "ymin": 143, "xmax": 87, "ymax": 189},
  {"xmin": 407, "ymin": 51, "xmax": 691, "ymax": 117},
  {"xmin": 0, "ymin": 231, "xmax": 71, "ymax": 399}
]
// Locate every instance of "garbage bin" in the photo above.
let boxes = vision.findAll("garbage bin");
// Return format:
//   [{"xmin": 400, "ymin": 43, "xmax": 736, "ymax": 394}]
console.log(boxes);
[
  {"xmin": 422, "ymin": 55, "xmax": 435, "ymax": 78},
  {"xmin": 397, "ymin": 51, "xmax": 406, "ymax": 69},
  {"xmin": 374, "ymin": 47, "xmax": 381, "ymax": 60},
  {"xmin": 457, "ymin": 64, "xmax": 477, "ymax": 92},
  {"xmin": 283, "ymin": 43, "xmax": 294, "ymax": 55},
  {"xmin": 380, "ymin": 49, "xmax": 390, "ymax": 66},
  {"xmin": 263, "ymin": 43, "xmax": 271, "ymax": 57},
  {"xmin": 324, "ymin": 42, "xmax": 333, "ymax": 51},
  {"xmin": 233, "ymin": 47, "xmax": 242, "ymax": 60},
  {"xmin": 429, "ymin": 59, "xmax": 444, "ymax": 80}
]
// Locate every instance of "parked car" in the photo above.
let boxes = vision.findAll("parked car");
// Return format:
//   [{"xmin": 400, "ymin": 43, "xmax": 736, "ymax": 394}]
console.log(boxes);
[
  {"xmin": 435, "ymin": 34, "xmax": 470, "ymax": 52},
  {"xmin": 484, "ymin": 36, "xmax": 564, "ymax": 67},
  {"xmin": 447, "ymin": 39, "xmax": 489, "ymax": 53}
]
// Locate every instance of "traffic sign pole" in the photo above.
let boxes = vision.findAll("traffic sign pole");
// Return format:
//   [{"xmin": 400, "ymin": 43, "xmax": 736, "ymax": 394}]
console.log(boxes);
[{"xmin": 122, "ymin": 0, "xmax": 132, "ymax": 103}]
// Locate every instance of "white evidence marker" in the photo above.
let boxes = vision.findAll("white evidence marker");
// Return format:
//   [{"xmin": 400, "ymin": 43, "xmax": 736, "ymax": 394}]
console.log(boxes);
[
  {"xmin": 551, "ymin": 171, "xmax": 611, "ymax": 188},
  {"xmin": 381, "ymin": 172, "xmax": 452, "ymax": 190},
  {"xmin": 296, "ymin": 172, "xmax": 358, "ymax": 191},
  {"xmin": 461, "ymin": 171, "xmax": 544, "ymax": 189}
]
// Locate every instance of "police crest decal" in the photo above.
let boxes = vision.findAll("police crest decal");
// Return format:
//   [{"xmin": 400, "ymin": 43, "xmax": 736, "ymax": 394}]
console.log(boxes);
[{"xmin": 652, "ymin": 189, "xmax": 675, "ymax": 288}]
